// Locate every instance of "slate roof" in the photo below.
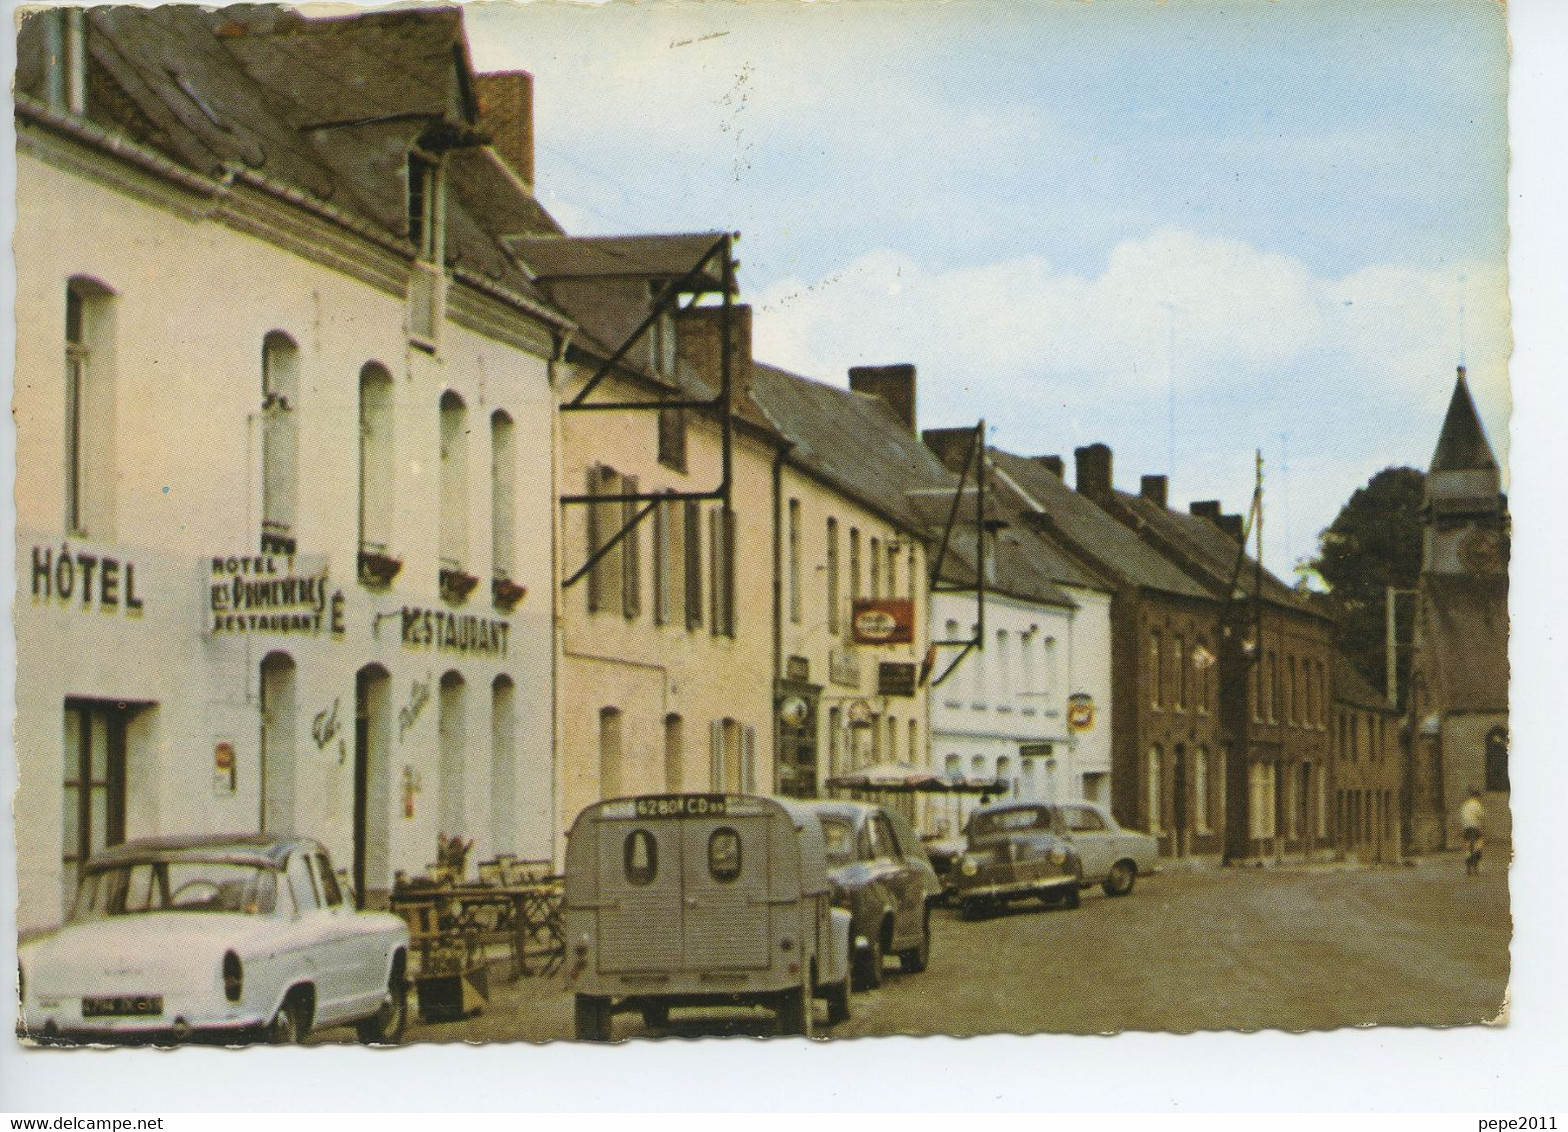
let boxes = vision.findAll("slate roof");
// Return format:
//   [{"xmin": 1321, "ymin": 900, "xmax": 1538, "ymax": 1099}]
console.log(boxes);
[
  {"xmin": 987, "ymin": 450, "xmax": 1212, "ymax": 601},
  {"xmin": 1419, "ymin": 574, "xmax": 1510, "ymax": 714},
  {"xmin": 1334, "ymin": 653, "xmax": 1394, "ymax": 712},
  {"xmin": 16, "ymin": 5, "xmax": 561, "ymax": 310},
  {"xmin": 1430, "ymin": 369, "xmax": 1499, "ymax": 474}
]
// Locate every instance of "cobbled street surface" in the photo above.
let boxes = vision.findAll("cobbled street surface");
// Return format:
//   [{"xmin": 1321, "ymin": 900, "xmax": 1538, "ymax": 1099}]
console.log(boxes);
[{"xmin": 386, "ymin": 853, "xmax": 1509, "ymax": 1044}]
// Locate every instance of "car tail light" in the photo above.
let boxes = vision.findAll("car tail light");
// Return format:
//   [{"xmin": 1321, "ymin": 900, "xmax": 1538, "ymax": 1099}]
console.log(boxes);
[{"xmin": 222, "ymin": 950, "xmax": 243, "ymax": 1003}]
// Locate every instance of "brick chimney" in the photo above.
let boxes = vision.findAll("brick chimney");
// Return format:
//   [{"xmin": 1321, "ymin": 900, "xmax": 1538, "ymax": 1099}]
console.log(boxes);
[
  {"xmin": 1034, "ymin": 455, "xmax": 1065, "ymax": 479},
  {"xmin": 476, "ymin": 71, "xmax": 534, "ymax": 188},
  {"xmin": 849, "ymin": 364, "xmax": 917, "ymax": 433},
  {"xmin": 1218, "ymin": 514, "xmax": 1245, "ymax": 541},
  {"xmin": 1074, "ymin": 444, "xmax": 1112, "ymax": 498},
  {"xmin": 922, "ymin": 428, "xmax": 981, "ymax": 475},
  {"xmin": 1190, "ymin": 500, "xmax": 1222, "ymax": 523},
  {"xmin": 1140, "ymin": 474, "xmax": 1168, "ymax": 509},
  {"xmin": 675, "ymin": 303, "xmax": 753, "ymax": 387}
]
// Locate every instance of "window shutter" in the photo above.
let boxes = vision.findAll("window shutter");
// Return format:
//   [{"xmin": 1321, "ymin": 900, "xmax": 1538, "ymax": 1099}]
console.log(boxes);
[
  {"xmin": 710, "ymin": 720, "xmax": 724, "ymax": 791},
  {"xmin": 742, "ymin": 726, "xmax": 757, "ymax": 793},
  {"xmin": 722, "ymin": 508, "xmax": 737, "ymax": 637},
  {"xmin": 685, "ymin": 500, "xmax": 703, "ymax": 630},
  {"xmin": 651, "ymin": 497, "xmax": 667, "ymax": 626},
  {"xmin": 585, "ymin": 466, "xmax": 602, "ymax": 613},
  {"xmin": 622, "ymin": 475, "xmax": 641, "ymax": 619}
]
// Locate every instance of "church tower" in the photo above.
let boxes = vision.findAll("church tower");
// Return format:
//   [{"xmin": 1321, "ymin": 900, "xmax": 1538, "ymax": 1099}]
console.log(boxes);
[{"xmin": 1422, "ymin": 366, "xmax": 1506, "ymax": 577}]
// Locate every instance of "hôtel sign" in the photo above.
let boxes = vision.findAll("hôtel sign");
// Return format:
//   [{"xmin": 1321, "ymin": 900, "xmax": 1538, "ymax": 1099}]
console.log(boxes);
[
  {"xmin": 209, "ymin": 554, "xmax": 345, "ymax": 637},
  {"xmin": 31, "ymin": 543, "xmax": 144, "ymax": 613}
]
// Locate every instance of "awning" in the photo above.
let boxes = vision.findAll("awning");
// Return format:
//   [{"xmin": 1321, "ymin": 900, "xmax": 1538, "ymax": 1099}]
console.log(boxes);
[{"xmin": 825, "ymin": 762, "xmax": 1007, "ymax": 795}]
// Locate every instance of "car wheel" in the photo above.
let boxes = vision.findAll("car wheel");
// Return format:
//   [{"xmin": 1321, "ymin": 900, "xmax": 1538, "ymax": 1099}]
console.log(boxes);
[
  {"xmin": 574, "ymin": 994, "xmax": 613, "ymax": 1042},
  {"xmin": 899, "ymin": 910, "xmax": 931, "ymax": 974},
  {"xmin": 1062, "ymin": 882, "xmax": 1081, "ymax": 910},
  {"xmin": 852, "ymin": 930, "xmax": 884, "ymax": 991},
  {"xmin": 356, "ymin": 963, "xmax": 408, "ymax": 1046},
  {"xmin": 959, "ymin": 897, "xmax": 984, "ymax": 921},
  {"xmin": 775, "ymin": 979, "xmax": 813, "ymax": 1037},
  {"xmin": 639, "ymin": 1002, "xmax": 670, "ymax": 1030},
  {"xmin": 824, "ymin": 977, "xmax": 851, "ymax": 1025},
  {"xmin": 267, "ymin": 995, "xmax": 309, "ymax": 1045},
  {"xmin": 1103, "ymin": 860, "xmax": 1137, "ymax": 897}
]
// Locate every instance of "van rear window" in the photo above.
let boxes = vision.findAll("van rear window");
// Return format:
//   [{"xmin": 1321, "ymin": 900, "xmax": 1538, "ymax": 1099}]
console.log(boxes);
[
  {"xmin": 624, "ymin": 830, "xmax": 658, "ymax": 885},
  {"xmin": 708, "ymin": 828, "xmax": 742, "ymax": 882}
]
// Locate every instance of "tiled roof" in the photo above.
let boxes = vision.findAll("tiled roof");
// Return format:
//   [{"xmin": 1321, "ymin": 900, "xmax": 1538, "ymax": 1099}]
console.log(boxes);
[
  {"xmin": 1419, "ymin": 574, "xmax": 1509, "ymax": 714},
  {"xmin": 988, "ymin": 450, "xmax": 1212, "ymax": 601}
]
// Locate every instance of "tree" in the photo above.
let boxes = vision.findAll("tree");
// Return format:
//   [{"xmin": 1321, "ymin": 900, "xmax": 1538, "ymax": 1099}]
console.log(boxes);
[{"xmin": 1310, "ymin": 466, "xmax": 1426, "ymax": 702}]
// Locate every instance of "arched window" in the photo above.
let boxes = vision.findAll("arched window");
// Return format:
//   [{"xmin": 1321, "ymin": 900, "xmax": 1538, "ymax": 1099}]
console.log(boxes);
[
  {"xmin": 259, "ymin": 652, "xmax": 297, "ymax": 834},
  {"xmin": 945, "ymin": 753, "xmax": 962, "ymax": 778},
  {"xmin": 848, "ymin": 528, "xmax": 861, "ymax": 601},
  {"xmin": 261, "ymin": 332, "xmax": 299, "ymax": 554},
  {"xmin": 490, "ymin": 676, "xmax": 516, "ymax": 852},
  {"xmin": 491, "ymin": 411, "xmax": 515, "ymax": 584},
  {"xmin": 1149, "ymin": 633, "xmax": 1163, "ymax": 709},
  {"xmin": 1194, "ymin": 746, "xmax": 1210, "ymax": 834},
  {"xmin": 1147, "ymin": 746, "xmax": 1163, "ymax": 833},
  {"xmin": 600, "ymin": 707, "xmax": 624, "ymax": 798},
  {"xmin": 438, "ymin": 671, "xmax": 466, "ymax": 836},
  {"xmin": 439, "ymin": 391, "xmax": 469, "ymax": 576},
  {"xmin": 64, "ymin": 277, "xmax": 116, "ymax": 537},
  {"xmin": 358, "ymin": 363, "xmax": 395, "ymax": 562},
  {"xmin": 664, "ymin": 714, "xmax": 684, "ymax": 793},
  {"xmin": 869, "ymin": 536, "xmax": 881, "ymax": 598}
]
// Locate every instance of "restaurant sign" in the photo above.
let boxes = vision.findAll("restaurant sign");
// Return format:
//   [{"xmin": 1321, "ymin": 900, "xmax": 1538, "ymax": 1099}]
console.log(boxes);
[
  {"xmin": 208, "ymin": 554, "xmax": 344, "ymax": 637},
  {"xmin": 401, "ymin": 607, "xmax": 510, "ymax": 658},
  {"xmin": 852, "ymin": 599, "xmax": 914, "ymax": 645}
]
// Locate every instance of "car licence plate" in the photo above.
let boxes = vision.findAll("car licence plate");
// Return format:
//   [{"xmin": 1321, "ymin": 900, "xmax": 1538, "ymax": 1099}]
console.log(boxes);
[{"xmin": 82, "ymin": 995, "xmax": 163, "ymax": 1018}]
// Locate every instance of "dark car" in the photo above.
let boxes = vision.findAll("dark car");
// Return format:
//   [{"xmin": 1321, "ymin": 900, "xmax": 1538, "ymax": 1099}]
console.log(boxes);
[
  {"xmin": 806, "ymin": 802, "xmax": 943, "ymax": 990},
  {"xmin": 952, "ymin": 802, "xmax": 1083, "ymax": 920}
]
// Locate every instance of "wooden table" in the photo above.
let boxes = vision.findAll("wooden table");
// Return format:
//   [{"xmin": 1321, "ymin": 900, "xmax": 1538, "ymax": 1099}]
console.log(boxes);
[{"xmin": 390, "ymin": 880, "xmax": 564, "ymax": 981}]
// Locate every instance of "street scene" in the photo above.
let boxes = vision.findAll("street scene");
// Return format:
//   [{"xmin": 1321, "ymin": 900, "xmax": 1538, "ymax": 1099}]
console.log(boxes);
[{"xmin": 10, "ymin": 0, "xmax": 1511, "ymax": 1051}]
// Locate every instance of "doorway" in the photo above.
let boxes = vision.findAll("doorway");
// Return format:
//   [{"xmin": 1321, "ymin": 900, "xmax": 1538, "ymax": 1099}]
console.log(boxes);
[{"xmin": 354, "ymin": 665, "xmax": 391, "ymax": 908}]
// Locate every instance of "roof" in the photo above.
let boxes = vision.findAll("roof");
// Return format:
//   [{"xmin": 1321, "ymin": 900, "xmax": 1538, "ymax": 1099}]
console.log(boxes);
[
  {"xmin": 1418, "ymin": 573, "xmax": 1510, "ymax": 713},
  {"xmin": 1334, "ymin": 653, "xmax": 1395, "ymax": 712},
  {"xmin": 87, "ymin": 833, "xmax": 320, "ymax": 870},
  {"xmin": 510, "ymin": 234, "xmax": 732, "ymax": 290},
  {"xmin": 16, "ymin": 6, "xmax": 561, "ymax": 312},
  {"xmin": 1430, "ymin": 369, "xmax": 1499, "ymax": 474},
  {"xmin": 987, "ymin": 450, "xmax": 1213, "ymax": 601},
  {"xmin": 748, "ymin": 362, "xmax": 958, "ymax": 536}
]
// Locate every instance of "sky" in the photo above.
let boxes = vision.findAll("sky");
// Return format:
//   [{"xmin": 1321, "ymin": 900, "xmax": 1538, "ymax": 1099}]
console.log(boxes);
[{"xmin": 467, "ymin": 0, "xmax": 1511, "ymax": 582}]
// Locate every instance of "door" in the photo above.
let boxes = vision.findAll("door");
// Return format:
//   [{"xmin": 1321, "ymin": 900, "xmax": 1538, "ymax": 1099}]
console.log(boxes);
[
  {"xmin": 596, "ymin": 820, "xmax": 683, "ymax": 973},
  {"xmin": 353, "ymin": 666, "xmax": 391, "ymax": 908},
  {"xmin": 283, "ymin": 850, "xmax": 352, "ymax": 1024},
  {"xmin": 62, "ymin": 699, "xmax": 135, "ymax": 913},
  {"xmin": 1061, "ymin": 804, "xmax": 1115, "ymax": 882},
  {"xmin": 872, "ymin": 809, "xmax": 924, "ymax": 951},
  {"xmin": 680, "ymin": 817, "xmax": 771, "ymax": 969}
]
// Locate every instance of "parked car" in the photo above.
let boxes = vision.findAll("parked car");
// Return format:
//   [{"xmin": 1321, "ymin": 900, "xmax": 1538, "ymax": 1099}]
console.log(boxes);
[
  {"xmin": 562, "ymin": 793, "xmax": 853, "ymax": 1041},
  {"xmin": 18, "ymin": 834, "xmax": 410, "ymax": 1046},
  {"xmin": 1057, "ymin": 801, "xmax": 1159, "ymax": 897},
  {"xmin": 951, "ymin": 802, "xmax": 1084, "ymax": 919},
  {"xmin": 805, "ymin": 801, "xmax": 943, "ymax": 990},
  {"xmin": 920, "ymin": 834, "xmax": 968, "ymax": 905}
]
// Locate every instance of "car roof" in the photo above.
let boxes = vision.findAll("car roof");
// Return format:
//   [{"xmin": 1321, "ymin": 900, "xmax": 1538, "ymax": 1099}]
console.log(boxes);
[
  {"xmin": 971, "ymin": 800, "xmax": 1053, "ymax": 817},
  {"xmin": 86, "ymin": 833, "xmax": 323, "ymax": 871},
  {"xmin": 798, "ymin": 800, "xmax": 878, "ymax": 823}
]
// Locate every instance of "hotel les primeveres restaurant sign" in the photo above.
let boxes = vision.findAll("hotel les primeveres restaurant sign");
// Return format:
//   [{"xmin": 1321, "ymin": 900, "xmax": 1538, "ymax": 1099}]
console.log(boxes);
[{"xmin": 207, "ymin": 554, "xmax": 345, "ymax": 637}]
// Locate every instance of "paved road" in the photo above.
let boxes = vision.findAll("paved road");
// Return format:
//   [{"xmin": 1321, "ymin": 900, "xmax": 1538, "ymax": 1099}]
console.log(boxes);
[{"xmin": 397, "ymin": 854, "xmax": 1509, "ymax": 1043}]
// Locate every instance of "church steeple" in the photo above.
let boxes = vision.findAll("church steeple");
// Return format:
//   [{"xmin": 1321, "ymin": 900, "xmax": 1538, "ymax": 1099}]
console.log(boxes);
[{"xmin": 1430, "ymin": 366, "xmax": 1498, "ymax": 473}]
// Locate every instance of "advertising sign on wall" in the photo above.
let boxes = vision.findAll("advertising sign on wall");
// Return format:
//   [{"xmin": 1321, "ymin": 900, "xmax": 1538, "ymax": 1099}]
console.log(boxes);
[{"xmin": 851, "ymin": 599, "xmax": 915, "ymax": 645}]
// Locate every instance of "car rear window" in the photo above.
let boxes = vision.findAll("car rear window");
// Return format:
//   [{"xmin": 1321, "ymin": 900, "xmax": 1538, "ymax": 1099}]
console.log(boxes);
[
  {"xmin": 624, "ymin": 830, "xmax": 658, "ymax": 886},
  {"xmin": 708, "ymin": 828, "xmax": 742, "ymax": 882},
  {"xmin": 971, "ymin": 808, "xmax": 1050, "ymax": 836}
]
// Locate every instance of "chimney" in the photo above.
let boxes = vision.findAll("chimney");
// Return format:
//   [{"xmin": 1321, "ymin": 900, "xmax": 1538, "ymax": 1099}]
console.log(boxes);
[
  {"xmin": 922, "ymin": 427, "xmax": 980, "ymax": 475},
  {"xmin": 675, "ymin": 303, "xmax": 753, "ymax": 387},
  {"xmin": 848, "ymin": 364, "xmax": 917, "ymax": 433},
  {"xmin": 1034, "ymin": 455, "xmax": 1065, "ymax": 479},
  {"xmin": 1190, "ymin": 500, "xmax": 1222, "ymax": 522},
  {"xmin": 1140, "ymin": 474, "xmax": 1168, "ymax": 509},
  {"xmin": 1074, "ymin": 444, "xmax": 1112, "ymax": 498},
  {"xmin": 1218, "ymin": 514, "xmax": 1245, "ymax": 541},
  {"xmin": 42, "ymin": 8, "xmax": 87, "ymax": 115},
  {"xmin": 476, "ymin": 71, "xmax": 534, "ymax": 188}
]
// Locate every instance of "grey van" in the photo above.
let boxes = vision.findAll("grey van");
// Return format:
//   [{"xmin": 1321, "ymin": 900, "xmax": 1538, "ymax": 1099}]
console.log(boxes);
[{"xmin": 563, "ymin": 793, "xmax": 853, "ymax": 1041}]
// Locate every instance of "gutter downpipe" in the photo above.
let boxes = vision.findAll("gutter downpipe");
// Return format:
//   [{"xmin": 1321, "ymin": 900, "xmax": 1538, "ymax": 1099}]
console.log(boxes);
[
  {"xmin": 548, "ymin": 326, "xmax": 574, "ymax": 868},
  {"xmin": 770, "ymin": 441, "xmax": 794, "ymax": 794}
]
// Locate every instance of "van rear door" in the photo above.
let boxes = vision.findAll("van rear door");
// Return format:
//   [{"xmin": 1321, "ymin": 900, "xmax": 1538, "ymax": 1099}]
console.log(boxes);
[
  {"xmin": 595, "ymin": 818, "xmax": 682, "ymax": 973},
  {"xmin": 680, "ymin": 815, "xmax": 772, "ymax": 970}
]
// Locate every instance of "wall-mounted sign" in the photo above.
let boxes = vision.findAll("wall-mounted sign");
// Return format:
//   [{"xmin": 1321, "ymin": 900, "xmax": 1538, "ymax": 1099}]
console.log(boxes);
[
  {"xmin": 852, "ymin": 599, "xmax": 915, "ymax": 645},
  {"xmin": 30, "ymin": 544, "xmax": 144, "ymax": 613},
  {"xmin": 1067, "ymin": 693, "xmax": 1095, "ymax": 732},
  {"xmin": 846, "ymin": 699, "xmax": 875, "ymax": 728},
  {"xmin": 786, "ymin": 655, "xmax": 811, "ymax": 683},
  {"xmin": 829, "ymin": 647, "xmax": 861, "ymax": 688},
  {"xmin": 212, "ymin": 740, "xmax": 237, "ymax": 797},
  {"xmin": 878, "ymin": 662, "xmax": 918, "ymax": 698},
  {"xmin": 401, "ymin": 607, "xmax": 510, "ymax": 657},
  {"xmin": 779, "ymin": 695, "xmax": 810, "ymax": 728},
  {"xmin": 208, "ymin": 554, "xmax": 343, "ymax": 636}
]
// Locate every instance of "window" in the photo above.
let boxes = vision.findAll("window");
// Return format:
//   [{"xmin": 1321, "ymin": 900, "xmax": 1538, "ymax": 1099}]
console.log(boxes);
[
  {"xmin": 1146, "ymin": 746, "xmax": 1162, "ymax": 833},
  {"xmin": 438, "ymin": 391, "xmax": 469, "ymax": 576},
  {"xmin": 260, "ymin": 332, "xmax": 299, "ymax": 554},
  {"xmin": 599, "ymin": 707, "xmax": 624, "ymax": 798},
  {"xmin": 1249, "ymin": 763, "xmax": 1277, "ymax": 839},
  {"xmin": 64, "ymin": 279, "xmax": 115, "ymax": 537},
  {"xmin": 1194, "ymin": 747, "xmax": 1211, "ymax": 834},
  {"xmin": 491, "ymin": 411, "xmax": 516, "ymax": 584},
  {"xmin": 650, "ymin": 307, "xmax": 678, "ymax": 377},
  {"xmin": 621, "ymin": 474, "xmax": 641, "ymax": 620},
  {"xmin": 1195, "ymin": 639, "xmax": 1212, "ymax": 713},
  {"xmin": 657, "ymin": 406, "xmax": 687, "ymax": 471},
  {"xmin": 1149, "ymin": 633, "xmax": 1163, "ymax": 709},
  {"xmin": 286, "ymin": 852, "xmax": 319, "ymax": 913},
  {"xmin": 1064, "ymin": 805, "xmax": 1107, "ymax": 833},
  {"xmin": 710, "ymin": 719, "xmax": 743, "ymax": 791},
  {"xmin": 407, "ymin": 152, "xmax": 442, "ymax": 262},
  {"xmin": 1266, "ymin": 651, "xmax": 1279, "ymax": 723},
  {"xmin": 849, "ymin": 528, "xmax": 861, "ymax": 603},
  {"xmin": 664, "ymin": 714, "xmax": 684, "ymax": 792},
  {"xmin": 653, "ymin": 494, "xmax": 678, "ymax": 626},
  {"xmin": 684, "ymin": 500, "xmax": 704, "ymax": 630},
  {"xmin": 1175, "ymin": 635, "xmax": 1187, "ymax": 711},
  {"xmin": 1287, "ymin": 657, "xmax": 1298, "ymax": 726},
  {"xmin": 788, "ymin": 498, "xmax": 802, "ymax": 625},
  {"xmin": 315, "ymin": 854, "xmax": 343, "ymax": 907},
  {"xmin": 1252, "ymin": 658, "xmax": 1263, "ymax": 723},
  {"xmin": 1043, "ymin": 636, "xmax": 1058, "ymax": 698},
  {"xmin": 491, "ymin": 676, "xmax": 516, "ymax": 851},
  {"xmin": 708, "ymin": 828, "xmax": 742, "ymax": 882},
  {"xmin": 908, "ymin": 719, "xmax": 919, "ymax": 765},
  {"xmin": 586, "ymin": 466, "xmax": 623, "ymax": 615},
  {"xmin": 62, "ymin": 700, "xmax": 131, "ymax": 888},
  {"xmin": 357, "ymin": 363, "xmax": 395, "ymax": 559},
  {"xmin": 908, "ymin": 544, "xmax": 918, "ymax": 601},
  {"xmin": 869, "ymin": 537, "xmax": 882, "ymax": 598},
  {"xmin": 1485, "ymin": 727, "xmax": 1509, "ymax": 793},
  {"xmin": 971, "ymin": 755, "xmax": 985, "ymax": 779},
  {"xmin": 887, "ymin": 541, "xmax": 899, "ymax": 598},
  {"xmin": 826, "ymin": 518, "xmax": 840, "ymax": 634},
  {"xmin": 260, "ymin": 652, "xmax": 297, "ymax": 835},
  {"xmin": 438, "ymin": 672, "xmax": 466, "ymax": 834},
  {"xmin": 944, "ymin": 754, "xmax": 961, "ymax": 778},
  {"xmin": 624, "ymin": 831, "xmax": 658, "ymax": 886},
  {"xmin": 828, "ymin": 707, "xmax": 843, "ymax": 776},
  {"xmin": 709, "ymin": 507, "xmax": 736, "ymax": 637}
]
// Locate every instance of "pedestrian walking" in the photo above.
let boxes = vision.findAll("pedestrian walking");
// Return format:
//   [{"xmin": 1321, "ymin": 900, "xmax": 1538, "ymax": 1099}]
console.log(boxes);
[{"xmin": 1460, "ymin": 789, "xmax": 1485, "ymax": 875}]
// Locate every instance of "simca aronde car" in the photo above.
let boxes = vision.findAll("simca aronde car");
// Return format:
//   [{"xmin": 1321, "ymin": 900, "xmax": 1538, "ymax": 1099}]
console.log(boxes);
[
  {"xmin": 952, "ymin": 801, "xmax": 1085, "ymax": 920},
  {"xmin": 1057, "ymin": 802, "xmax": 1160, "ymax": 897},
  {"xmin": 18, "ymin": 834, "xmax": 410, "ymax": 1045},
  {"xmin": 563, "ymin": 793, "xmax": 852, "ymax": 1041},
  {"xmin": 805, "ymin": 801, "xmax": 942, "ymax": 990}
]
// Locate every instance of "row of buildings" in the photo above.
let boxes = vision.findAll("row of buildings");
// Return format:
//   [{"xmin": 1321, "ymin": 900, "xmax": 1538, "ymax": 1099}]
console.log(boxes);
[{"xmin": 13, "ymin": 5, "xmax": 1508, "ymax": 932}]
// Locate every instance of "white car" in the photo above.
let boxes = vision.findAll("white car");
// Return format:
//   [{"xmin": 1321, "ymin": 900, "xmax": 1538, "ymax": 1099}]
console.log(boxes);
[
  {"xmin": 1058, "ymin": 802, "xmax": 1161, "ymax": 897},
  {"xmin": 18, "ymin": 834, "xmax": 410, "ymax": 1045}
]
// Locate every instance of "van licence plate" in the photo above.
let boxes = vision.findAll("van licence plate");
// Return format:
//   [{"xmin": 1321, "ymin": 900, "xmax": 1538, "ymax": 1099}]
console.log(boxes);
[{"xmin": 82, "ymin": 995, "xmax": 163, "ymax": 1018}]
